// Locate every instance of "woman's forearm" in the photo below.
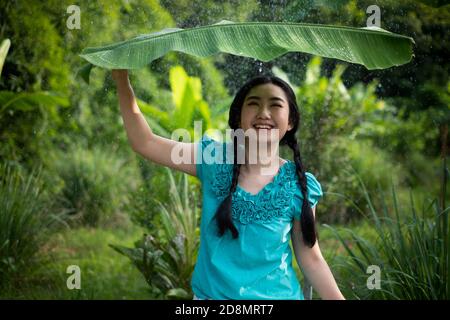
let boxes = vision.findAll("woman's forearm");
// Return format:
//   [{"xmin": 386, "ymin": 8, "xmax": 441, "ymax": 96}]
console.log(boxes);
[
  {"xmin": 114, "ymin": 72, "xmax": 154, "ymax": 151},
  {"xmin": 301, "ymin": 257, "xmax": 345, "ymax": 300}
]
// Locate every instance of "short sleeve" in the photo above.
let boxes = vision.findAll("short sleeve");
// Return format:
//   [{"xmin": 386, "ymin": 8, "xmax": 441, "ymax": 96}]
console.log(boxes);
[
  {"xmin": 196, "ymin": 134, "xmax": 213, "ymax": 183},
  {"xmin": 293, "ymin": 172, "xmax": 324, "ymax": 221},
  {"xmin": 195, "ymin": 134, "xmax": 230, "ymax": 183}
]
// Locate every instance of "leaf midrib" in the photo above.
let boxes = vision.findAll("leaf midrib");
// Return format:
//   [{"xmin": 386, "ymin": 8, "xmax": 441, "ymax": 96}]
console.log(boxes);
[{"xmin": 80, "ymin": 21, "xmax": 414, "ymax": 56}]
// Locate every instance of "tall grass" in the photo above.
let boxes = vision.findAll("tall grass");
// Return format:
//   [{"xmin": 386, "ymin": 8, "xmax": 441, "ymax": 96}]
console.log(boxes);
[
  {"xmin": 324, "ymin": 169, "xmax": 449, "ymax": 299},
  {"xmin": 110, "ymin": 168, "xmax": 200, "ymax": 299},
  {"xmin": 0, "ymin": 163, "xmax": 63, "ymax": 288},
  {"xmin": 0, "ymin": 226, "xmax": 152, "ymax": 299},
  {"xmin": 44, "ymin": 143, "xmax": 137, "ymax": 227}
]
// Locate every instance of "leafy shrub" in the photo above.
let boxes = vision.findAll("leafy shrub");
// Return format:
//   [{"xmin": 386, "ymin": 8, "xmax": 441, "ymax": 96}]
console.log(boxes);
[
  {"xmin": 44, "ymin": 143, "xmax": 137, "ymax": 227},
  {"xmin": 111, "ymin": 168, "xmax": 200, "ymax": 299},
  {"xmin": 0, "ymin": 163, "xmax": 63, "ymax": 287},
  {"xmin": 324, "ymin": 174, "xmax": 449, "ymax": 299}
]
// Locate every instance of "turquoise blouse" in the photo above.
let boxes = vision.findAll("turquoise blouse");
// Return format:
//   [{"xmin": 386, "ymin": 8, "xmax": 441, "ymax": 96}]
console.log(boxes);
[{"xmin": 191, "ymin": 134, "xmax": 324, "ymax": 300}]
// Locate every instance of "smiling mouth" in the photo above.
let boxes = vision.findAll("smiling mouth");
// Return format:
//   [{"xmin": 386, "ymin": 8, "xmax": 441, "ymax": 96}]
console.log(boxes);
[{"xmin": 253, "ymin": 124, "xmax": 275, "ymax": 130}]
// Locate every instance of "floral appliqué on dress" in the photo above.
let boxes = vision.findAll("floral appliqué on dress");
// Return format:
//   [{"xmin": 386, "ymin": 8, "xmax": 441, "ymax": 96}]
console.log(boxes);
[{"xmin": 211, "ymin": 162, "xmax": 299, "ymax": 224}]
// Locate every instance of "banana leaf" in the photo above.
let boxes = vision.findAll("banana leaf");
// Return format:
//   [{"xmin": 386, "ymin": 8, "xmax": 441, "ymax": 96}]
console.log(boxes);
[
  {"xmin": 0, "ymin": 91, "xmax": 69, "ymax": 113},
  {"xmin": 0, "ymin": 39, "xmax": 11, "ymax": 78},
  {"xmin": 79, "ymin": 20, "xmax": 415, "ymax": 83}
]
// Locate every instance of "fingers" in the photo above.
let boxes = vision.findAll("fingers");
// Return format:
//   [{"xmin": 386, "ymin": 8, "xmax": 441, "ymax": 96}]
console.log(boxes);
[{"xmin": 112, "ymin": 69, "xmax": 129, "ymax": 83}]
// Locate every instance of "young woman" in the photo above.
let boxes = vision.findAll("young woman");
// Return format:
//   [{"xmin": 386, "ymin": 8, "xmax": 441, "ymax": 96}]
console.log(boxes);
[{"xmin": 112, "ymin": 69, "xmax": 345, "ymax": 300}]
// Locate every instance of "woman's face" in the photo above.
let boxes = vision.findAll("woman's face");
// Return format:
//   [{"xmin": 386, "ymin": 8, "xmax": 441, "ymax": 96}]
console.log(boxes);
[{"xmin": 239, "ymin": 83, "xmax": 293, "ymax": 145}]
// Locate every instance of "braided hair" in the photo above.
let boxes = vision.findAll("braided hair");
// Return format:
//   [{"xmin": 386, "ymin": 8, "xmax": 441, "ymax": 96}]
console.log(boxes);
[{"xmin": 213, "ymin": 75, "xmax": 318, "ymax": 248}]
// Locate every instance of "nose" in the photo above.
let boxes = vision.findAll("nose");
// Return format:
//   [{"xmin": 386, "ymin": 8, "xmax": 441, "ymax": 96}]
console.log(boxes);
[{"xmin": 256, "ymin": 105, "xmax": 271, "ymax": 119}]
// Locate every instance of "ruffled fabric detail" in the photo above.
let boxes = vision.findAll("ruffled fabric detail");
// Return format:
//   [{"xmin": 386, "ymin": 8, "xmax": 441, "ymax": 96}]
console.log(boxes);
[
  {"xmin": 211, "ymin": 163, "xmax": 234, "ymax": 201},
  {"xmin": 212, "ymin": 161, "xmax": 301, "ymax": 224}
]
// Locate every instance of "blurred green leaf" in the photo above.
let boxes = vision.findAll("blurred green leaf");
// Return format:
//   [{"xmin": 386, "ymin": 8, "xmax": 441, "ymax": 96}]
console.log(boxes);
[
  {"xmin": 0, "ymin": 38, "xmax": 11, "ymax": 78},
  {"xmin": 77, "ymin": 63, "xmax": 94, "ymax": 85},
  {"xmin": 0, "ymin": 91, "xmax": 69, "ymax": 113}
]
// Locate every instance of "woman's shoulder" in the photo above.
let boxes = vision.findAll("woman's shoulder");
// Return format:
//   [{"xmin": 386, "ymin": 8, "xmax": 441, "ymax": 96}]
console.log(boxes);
[
  {"xmin": 283, "ymin": 161, "xmax": 321, "ymax": 183},
  {"xmin": 196, "ymin": 134, "xmax": 234, "ymax": 184},
  {"xmin": 198, "ymin": 134, "xmax": 234, "ymax": 164},
  {"xmin": 285, "ymin": 163, "xmax": 323, "ymax": 209}
]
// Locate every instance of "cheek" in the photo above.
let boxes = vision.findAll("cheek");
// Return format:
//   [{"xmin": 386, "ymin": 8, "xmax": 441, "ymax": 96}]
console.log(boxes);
[
  {"xmin": 240, "ymin": 109, "xmax": 253, "ymax": 127},
  {"xmin": 274, "ymin": 111, "xmax": 290, "ymax": 127}
]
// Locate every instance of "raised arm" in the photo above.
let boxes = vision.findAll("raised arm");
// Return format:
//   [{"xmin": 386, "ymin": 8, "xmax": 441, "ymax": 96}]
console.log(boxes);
[
  {"xmin": 112, "ymin": 69, "xmax": 198, "ymax": 177},
  {"xmin": 291, "ymin": 206, "xmax": 345, "ymax": 300}
]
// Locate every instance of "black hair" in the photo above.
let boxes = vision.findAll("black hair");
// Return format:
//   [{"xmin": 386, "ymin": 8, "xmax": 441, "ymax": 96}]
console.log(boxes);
[{"xmin": 213, "ymin": 75, "xmax": 318, "ymax": 248}]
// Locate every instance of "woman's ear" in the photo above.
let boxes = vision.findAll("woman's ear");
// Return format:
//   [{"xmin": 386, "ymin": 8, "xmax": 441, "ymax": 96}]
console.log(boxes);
[{"xmin": 287, "ymin": 121, "xmax": 293, "ymax": 131}]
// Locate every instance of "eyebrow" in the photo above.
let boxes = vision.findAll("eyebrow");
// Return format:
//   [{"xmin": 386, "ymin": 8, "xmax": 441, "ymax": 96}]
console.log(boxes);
[{"xmin": 245, "ymin": 96, "xmax": 286, "ymax": 103}]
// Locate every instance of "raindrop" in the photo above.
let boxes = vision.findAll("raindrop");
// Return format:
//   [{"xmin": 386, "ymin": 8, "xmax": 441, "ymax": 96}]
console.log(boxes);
[{"xmin": 256, "ymin": 60, "xmax": 263, "ymax": 74}]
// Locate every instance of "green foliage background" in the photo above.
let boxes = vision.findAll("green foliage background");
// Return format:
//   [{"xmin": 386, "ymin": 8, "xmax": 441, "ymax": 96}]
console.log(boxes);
[{"xmin": 0, "ymin": 0, "xmax": 448, "ymax": 299}]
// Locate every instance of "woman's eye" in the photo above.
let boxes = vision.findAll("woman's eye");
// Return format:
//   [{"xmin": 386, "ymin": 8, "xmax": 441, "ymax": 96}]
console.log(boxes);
[{"xmin": 246, "ymin": 102, "xmax": 282, "ymax": 108}]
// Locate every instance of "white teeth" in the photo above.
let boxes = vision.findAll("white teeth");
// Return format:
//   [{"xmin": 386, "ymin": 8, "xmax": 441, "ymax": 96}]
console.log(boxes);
[{"xmin": 254, "ymin": 125, "xmax": 273, "ymax": 129}]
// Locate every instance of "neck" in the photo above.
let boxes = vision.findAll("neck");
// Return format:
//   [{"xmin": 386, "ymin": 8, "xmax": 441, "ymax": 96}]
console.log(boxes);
[{"xmin": 242, "ymin": 140, "xmax": 283, "ymax": 176}]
